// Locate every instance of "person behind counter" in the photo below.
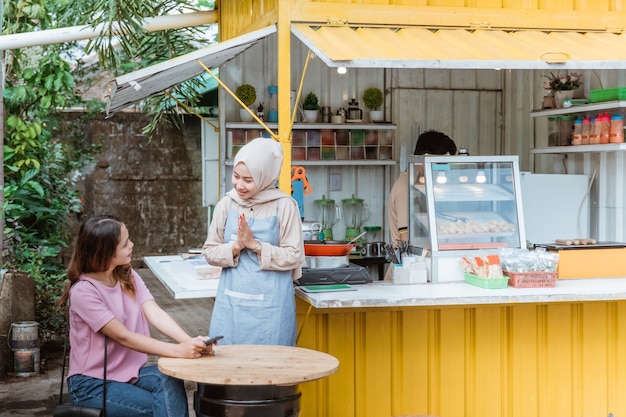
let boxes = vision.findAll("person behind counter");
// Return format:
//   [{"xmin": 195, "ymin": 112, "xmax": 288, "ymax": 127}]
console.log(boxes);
[
  {"xmin": 57, "ymin": 215, "xmax": 213, "ymax": 416},
  {"xmin": 385, "ymin": 130, "xmax": 457, "ymax": 280},
  {"xmin": 202, "ymin": 137, "xmax": 305, "ymax": 346}
]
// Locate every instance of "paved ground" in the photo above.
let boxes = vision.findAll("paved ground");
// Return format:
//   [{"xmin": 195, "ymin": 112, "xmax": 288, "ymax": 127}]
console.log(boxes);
[{"xmin": 0, "ymin": 268, "xmax": 214, "ymax": 416}]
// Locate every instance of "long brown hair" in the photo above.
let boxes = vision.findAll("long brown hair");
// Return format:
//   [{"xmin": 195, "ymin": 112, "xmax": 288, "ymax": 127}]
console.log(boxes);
[{"xmin": 57, "ymin": 215, "xmax": 135, "ymax": 305}]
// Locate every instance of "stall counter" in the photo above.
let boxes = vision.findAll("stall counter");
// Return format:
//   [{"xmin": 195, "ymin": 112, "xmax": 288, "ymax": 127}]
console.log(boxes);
[
  {"xmin": 295, "ymin": 278, "xmax": 626, "ymax": 308},
  {"xmin": 294, "ymin": 278, "xmax": 626, "ymax": 417}
]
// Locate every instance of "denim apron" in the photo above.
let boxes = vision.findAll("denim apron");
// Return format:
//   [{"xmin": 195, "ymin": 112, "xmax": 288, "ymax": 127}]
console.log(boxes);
[{"xmin": 208, "ymin": 202, "xmax": 296, "ymax": 346}]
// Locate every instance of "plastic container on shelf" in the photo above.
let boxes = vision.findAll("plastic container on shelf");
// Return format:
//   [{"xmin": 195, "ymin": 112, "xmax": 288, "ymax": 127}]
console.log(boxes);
[
  {"xmin": 548, "ymin": 116, "xmax": 559, "ymax": 146},
  {"xmin": 267, "ymin": 85, "xmax": 278, "ymax": 123},
  {"xmin": 589, "ymin": 116, "xmax": 599, "ymax": 144},
  {"xmin": 589, "ymin": 86, "xmax": 626, "ymax": 103},
  {"xmin": 599, "ymin": 112, "xmax": 611, "ymax": 144},
  {"xmin": 610, "ymin": 113, "xmax": 624, "ymax": 143},
  {"xmin": 558, "ymin": 115, "xmax": 576, "ymax": 146},
  {"xmin": 581, "ymin": 117, "xmax": 591, "ymax": 144},
  {"xmin": 572, "ymin": 116, "xmax": 583, "ymax": 145}
]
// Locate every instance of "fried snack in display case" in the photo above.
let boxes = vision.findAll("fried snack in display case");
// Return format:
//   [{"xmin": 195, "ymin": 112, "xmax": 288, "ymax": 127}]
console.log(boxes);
[{"xmin": 408, "ymin": 155, "xmax": 526, "ymax": 282}]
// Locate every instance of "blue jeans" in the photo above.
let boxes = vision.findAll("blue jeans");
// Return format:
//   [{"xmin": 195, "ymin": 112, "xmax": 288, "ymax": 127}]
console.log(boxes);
[{"xmin": 67, "ymin": 365, "xmax": 188, "ymax": 417}]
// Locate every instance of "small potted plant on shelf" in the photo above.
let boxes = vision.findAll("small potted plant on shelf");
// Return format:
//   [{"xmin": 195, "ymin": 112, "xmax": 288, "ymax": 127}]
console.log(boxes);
[
  {"xmin": 302, "ymin": 92, "xmax": 320, "ymax": 123},
  {"xmin": 363, "ymin": 87, "xmax": 384, "ymax": 122},
  {"xmin": 235, "ymin": 84, "xmax": 257, "ymax": 121},
  {"xmin": 543, "ymin": 72, "xmax": 582, "ymax": 109}
]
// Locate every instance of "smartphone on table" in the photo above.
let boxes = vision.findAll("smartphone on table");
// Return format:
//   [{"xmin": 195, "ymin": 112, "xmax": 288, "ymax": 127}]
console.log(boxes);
[{"xmin": 203, "ymin": 335, "xmax": 223, "ymax": 345}]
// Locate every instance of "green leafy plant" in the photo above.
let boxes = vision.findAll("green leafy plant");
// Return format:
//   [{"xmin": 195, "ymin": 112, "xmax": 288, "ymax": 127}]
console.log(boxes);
[
  {"xmin": 363, "ymin": 87, "xmax": 384, "ymax": 110},
  {"xmin": 1, "ymin": 0, "xmax": 104, "ymax": 334},
  {"xmin": 235, "ymin": 84, "xmax": 257, "ymax": 107},
  {"xmin": 302, "ymin": 92, "xmax": 320, "ymax": 110}
]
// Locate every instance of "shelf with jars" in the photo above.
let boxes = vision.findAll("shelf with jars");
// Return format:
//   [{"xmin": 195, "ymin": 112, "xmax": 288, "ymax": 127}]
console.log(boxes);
[
  {"xmin": 530, "ymin": 100, "xmax": 626, "ymax": 152},
  {"xmin": 225, "ymin": 122, "xmax": 395, "ymax": 163}
]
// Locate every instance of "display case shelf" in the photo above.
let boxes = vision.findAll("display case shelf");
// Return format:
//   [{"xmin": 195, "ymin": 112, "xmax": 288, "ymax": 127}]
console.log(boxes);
[{"xmin": 416, "ymin": 184, "xmax": 515, "ymax": 201}]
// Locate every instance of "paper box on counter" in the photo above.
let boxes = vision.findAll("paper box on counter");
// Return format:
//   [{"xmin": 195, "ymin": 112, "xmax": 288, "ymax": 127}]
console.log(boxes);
[
  {"xmin": 536, "ymin": 242, "xmax": 626, "ymax": 279},
  {"xmin": 556, "ymin": 247, "xmax": 626, "ymax": 279}
]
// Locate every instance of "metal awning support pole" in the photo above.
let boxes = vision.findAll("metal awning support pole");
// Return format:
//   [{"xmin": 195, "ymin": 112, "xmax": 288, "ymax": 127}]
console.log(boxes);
[
  {"xmin": 196, "ymin": 60, "xmax": 277, "ymax": 140},
  {"xmin": 290, "ymin": 50, "xmax": 312, "ymax": 130}
]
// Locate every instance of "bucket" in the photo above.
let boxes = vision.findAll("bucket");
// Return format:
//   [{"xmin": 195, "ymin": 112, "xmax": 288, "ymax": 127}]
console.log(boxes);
[
  {"xmin": 14, "ymin": 348, "xmax": 40, "ymax": 377},
  {"xmin": 8, "ymin": 321, "xmax": 39, "ymax": 350},
  {"xmin": 195, "ymin": 384, "xmax": 300, "ymax": 417}
]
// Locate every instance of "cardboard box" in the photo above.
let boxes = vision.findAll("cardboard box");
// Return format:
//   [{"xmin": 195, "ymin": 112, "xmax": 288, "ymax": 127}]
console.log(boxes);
[{"xmin": 555, "ymin": 248, "xmax": 626, "ymax": 279}]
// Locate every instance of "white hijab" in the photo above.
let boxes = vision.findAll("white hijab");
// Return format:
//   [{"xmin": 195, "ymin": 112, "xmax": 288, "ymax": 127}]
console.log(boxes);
[{"xmin": 227, "ymin": 138, "xmax": 289, "ymax": 208}]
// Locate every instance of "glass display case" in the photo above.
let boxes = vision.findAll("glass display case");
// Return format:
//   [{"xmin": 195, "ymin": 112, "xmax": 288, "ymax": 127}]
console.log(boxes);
[{"xmin": 408, "ymin": 155, "xmax": 526, "ymax": 282}]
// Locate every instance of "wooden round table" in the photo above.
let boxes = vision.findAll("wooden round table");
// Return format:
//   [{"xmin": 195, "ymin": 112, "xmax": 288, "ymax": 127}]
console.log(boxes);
[{"xmin": 158, "ymin": 345, "xmax": 339, "ymax": 417}]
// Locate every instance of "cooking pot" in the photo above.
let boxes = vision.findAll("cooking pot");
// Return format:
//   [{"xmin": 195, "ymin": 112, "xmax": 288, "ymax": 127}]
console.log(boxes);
[{"xmin": 304, "ymin": 243, "xmax": 356, "ymax": 256}]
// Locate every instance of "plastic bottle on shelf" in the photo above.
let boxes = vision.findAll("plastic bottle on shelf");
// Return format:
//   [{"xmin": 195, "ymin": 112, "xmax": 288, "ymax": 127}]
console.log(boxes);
[
  {"xmin": 572, "ymin": 116, "xmax": 583, "ymax": 145},
  {"xmin": 610, "ymin": 113, "xmax": 624, "ymax": 143},
  {"xmin": 589, "ymin": 116, "xmax": 599, "ymax": 144},
  {"xmin": 267, "ymin": 85, "xmax": 278, "ymax": 123},
  {"xmin": 599, "ymin": 112, "xmax": 610, "ymax": 144},
  {"xmin": 581, "ymin": 117, "xmax": 591, "ymax": 145}
]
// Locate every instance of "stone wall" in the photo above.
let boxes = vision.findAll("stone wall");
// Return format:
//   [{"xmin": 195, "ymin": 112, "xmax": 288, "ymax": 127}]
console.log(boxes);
[{"xmin": 63, "ymin": 112, "xmax": 208, "ymax": 266}]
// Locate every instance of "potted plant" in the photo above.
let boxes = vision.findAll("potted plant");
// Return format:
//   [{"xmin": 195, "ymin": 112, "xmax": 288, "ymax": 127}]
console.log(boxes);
[
  {"xmin": 363, "ymin": 87, "xmax": 384, "ymax": 122},
  {"xmin": 235, "ymin": 84, "xmax": 256, "ymax": 121},
  {"xmin": 302, "ymin": 92, "xmax": 320, "ymax": 123},
  {"xmin": 543, "ymin": 72, "xmax": 582, "ymax": 108}
]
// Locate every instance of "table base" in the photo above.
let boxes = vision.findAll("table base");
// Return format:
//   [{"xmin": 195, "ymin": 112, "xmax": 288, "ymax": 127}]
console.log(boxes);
[{"xmin": 195, "ymin": 383, "xmax": 301, "ymax": 417}]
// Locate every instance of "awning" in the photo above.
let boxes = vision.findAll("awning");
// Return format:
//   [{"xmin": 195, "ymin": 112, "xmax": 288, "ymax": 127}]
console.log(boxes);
[
  {"xmin": 291, "ymin": 24, "xmax": 626, "ymax": 70},
  {"xmin": 106, "ymin": 25, "xmax": 276, "ymax": 114}
]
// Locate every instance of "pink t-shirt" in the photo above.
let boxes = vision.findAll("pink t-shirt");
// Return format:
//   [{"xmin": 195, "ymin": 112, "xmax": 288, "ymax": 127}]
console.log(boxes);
[{"xmin": 68, "ymin": 270, "xmax": 154, "ymax": 383}]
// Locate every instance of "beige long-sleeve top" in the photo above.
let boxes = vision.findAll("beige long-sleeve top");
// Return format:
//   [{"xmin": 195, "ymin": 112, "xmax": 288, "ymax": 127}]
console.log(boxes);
[{"xmin": 202, "ymin": 196, "xmax": 305, "ymax": 280}]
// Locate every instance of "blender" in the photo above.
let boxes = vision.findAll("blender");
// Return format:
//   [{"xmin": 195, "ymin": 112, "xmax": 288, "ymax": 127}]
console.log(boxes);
[
  {"xmin": 342, "ymin": 194, "xmax": 369, "ymax": 242},
  {"xmin": 314, "ymin": 195, "xmax": 341, "ymax": 241}
]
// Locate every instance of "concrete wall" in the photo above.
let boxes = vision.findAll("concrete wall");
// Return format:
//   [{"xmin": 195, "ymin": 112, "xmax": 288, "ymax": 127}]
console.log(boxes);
[{"xmin": 62, "ymin": 112, "xmax": 208, "ymax": 266}]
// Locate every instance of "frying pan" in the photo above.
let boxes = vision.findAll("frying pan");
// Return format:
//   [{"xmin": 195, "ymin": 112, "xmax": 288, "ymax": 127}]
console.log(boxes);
[{"xmin": 304, "ymin": 243, "xmax": 356, "ymax": 256}]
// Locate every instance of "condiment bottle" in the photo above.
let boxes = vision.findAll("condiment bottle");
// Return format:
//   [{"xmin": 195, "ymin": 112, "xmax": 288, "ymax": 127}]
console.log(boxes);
[
  {"xmin": 581, "ymin": 117, "xmax": 591, "ymax": 145},
  {"xmin": 572, "ymin": 116, "xmax": 583, "ymax": 145},
  {"xmin": 599, "ymin": 112, "xmax": 610, "ymax": 144},
  {"xmin": 610, "ymin": 113, "xmax": 624, "ymax": 143},
  {"xmin": 589, "ymin": 117, "xmax": 599, "ymax": 144}
]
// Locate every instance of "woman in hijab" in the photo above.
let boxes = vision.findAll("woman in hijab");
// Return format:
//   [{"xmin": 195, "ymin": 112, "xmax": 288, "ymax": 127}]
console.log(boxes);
[{"xmin": 202, "ymin": 138, "xmax": 305, "ymax": 346}]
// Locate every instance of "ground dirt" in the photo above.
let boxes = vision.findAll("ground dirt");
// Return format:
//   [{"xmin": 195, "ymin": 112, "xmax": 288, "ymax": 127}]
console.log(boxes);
[{"xmin": 0, "ymin": 268, "xmax": 213, "ymax": 416}]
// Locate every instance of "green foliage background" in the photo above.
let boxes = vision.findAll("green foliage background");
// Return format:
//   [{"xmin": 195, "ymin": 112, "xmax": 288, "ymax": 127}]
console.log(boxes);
[{"xmin": 2, "ymin": 0, "xmax": 216, "ymax": 333}]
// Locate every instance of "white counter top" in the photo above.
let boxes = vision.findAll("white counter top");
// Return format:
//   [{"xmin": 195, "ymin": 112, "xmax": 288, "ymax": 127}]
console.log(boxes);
[
  {"xmin": 295, "ymin": 278, "xmax": 626, "ymax": 308},
  {"xmin": 144, "ymin": 254, "xmax": 626, "ymax": 307},
  {"xmin": 143, "ymin": 255, "xmax": 221, "ymax": 299}
]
